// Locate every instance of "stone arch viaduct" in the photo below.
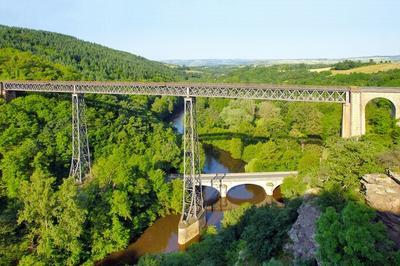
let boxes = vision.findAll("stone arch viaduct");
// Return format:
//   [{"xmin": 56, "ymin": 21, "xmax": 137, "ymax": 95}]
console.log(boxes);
[
  {"xmin": 2, "ymin": 81, "xmax": 400, "ymax": 244},
  {"xmin": 342, "ymin": 87, "xmax": 400, "ymax": 137},
  {"xmin": 201, "ymin": 172, "xmax": 297, "ymax": 198}
]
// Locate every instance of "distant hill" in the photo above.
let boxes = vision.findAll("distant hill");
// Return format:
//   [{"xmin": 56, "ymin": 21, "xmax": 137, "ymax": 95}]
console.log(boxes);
[
  {"xmin": 163, "ymin": 56, "xmax": 400, "ymax": 67},
  {"xmin": 331, "ymin": 63, "xmax": 400, "ymax": 75},
  {"xmin": 0, "ymin": 25, "xmax": 184, "ymax": 81}
]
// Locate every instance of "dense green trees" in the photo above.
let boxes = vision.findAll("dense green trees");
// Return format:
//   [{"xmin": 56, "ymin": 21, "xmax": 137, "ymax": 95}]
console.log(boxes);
[
  {"xmin": 366, "ymin": 98, "xmax": 397, "ymax": 135},
  {"xmin": 196, "ymin": 97, "xmax": 341, "ymax": 173},
  {"xmin": 320, "ymin": 139, "xmax": 383, "ymax": 193},
  {"xmin": 0, "ymin": 25, "xmax": 184, "ymax": 81},
  {"xmin": 0, "ymin": 48, "xmax": 80, "ymax": 80},
  {"xmin": 317, "ymin": 202, "xmax": 400, "ymax": 265},
  {"xmin": 333, "ymin": 59, "xmax": 376, "ymax": 70},
  {"xmin": 0, "ymin": 92, "xmax": 184, "ymax": 264},
  {"xmin": 18, "ymin": 173, "xmax": 86, "ymax": 265}
]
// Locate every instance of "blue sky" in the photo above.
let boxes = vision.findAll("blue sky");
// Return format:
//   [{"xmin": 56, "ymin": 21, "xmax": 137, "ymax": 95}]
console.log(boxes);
[{"xmin": 1, "ymin": 0, "xmax": 399, "ymax": 60}]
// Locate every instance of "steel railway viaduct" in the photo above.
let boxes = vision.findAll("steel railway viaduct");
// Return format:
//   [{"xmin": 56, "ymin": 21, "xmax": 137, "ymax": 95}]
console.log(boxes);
[{"xmin": 1, "ymin": 81, "xmax": 400, "ymax": 245}]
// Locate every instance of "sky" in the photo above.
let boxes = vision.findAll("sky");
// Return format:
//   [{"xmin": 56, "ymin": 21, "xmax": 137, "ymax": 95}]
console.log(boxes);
[{"xmin": 1, "ymin": 0, "xmax": 399, "ymax": 60}]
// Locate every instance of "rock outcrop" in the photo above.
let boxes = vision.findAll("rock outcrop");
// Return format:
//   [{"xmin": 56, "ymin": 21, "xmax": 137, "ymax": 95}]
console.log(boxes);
[
  {"xmin": 361, "ymin": 173, "xmax": 400, "ymax": 249},
  {"xmin": 284, "ymin": 194, "xmax": 321, "ymax": 263},
  {"xmin": 361, "ymin": 174, "xmax": 400, "ymax": 214}
]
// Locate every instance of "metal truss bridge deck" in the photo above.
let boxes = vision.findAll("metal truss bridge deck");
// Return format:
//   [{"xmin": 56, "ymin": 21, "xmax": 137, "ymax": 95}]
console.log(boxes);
[{"xmin": 2, "ymin": 81, "xmax": 350, "ymax": 103}]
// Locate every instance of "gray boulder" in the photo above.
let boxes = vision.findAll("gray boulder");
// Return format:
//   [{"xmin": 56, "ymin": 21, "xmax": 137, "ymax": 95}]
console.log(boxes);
[
  {"xmin": 361, "ymin": 173, "xmax": 400, "ymax": 249},
  {"xmin": 284, "ymin": 195, "xmax": 321, "ymax": 263}
]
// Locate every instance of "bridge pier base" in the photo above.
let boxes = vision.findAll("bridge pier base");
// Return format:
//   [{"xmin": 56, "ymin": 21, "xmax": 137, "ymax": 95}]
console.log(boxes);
[
  {"xmin": 178, "ymin": 209, "xmax": 206, "ymax": 245},
  {"xmin": 218, "ymin": 184, "xmax": 227, "ymax": 198},
  {"xmin": 0, "ymin": 83, "xmax": 16, "ymax": 102},
  {"xmin": 220, "ymin": 187, "xmax": 227, "ymax": 198}
]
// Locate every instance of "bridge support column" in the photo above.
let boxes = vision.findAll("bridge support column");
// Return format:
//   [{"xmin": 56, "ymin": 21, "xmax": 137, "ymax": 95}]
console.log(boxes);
[
  {"xmin": 69, "ymin": 91, "xmax": 91, "ymax": 183},
  {"xmin": 178, "ymin": 209, "xmax": 205, "ymax": 245},
  {"xmin": 220, "ymin": 184, "xmax": 227, "ymax": 198},
  {"xmin": 342, "ymin": 90, "xmax": 363, "ymax": 138},
  {"xmin": 178, "ymin": 96, "xmax": 205, "ymax": 245},
  {"xmin": 0, "ymin": 83, "xmax": 16, "ymax": 102},
  {"xmin": 341, "ymin": 102, "xmax": 351, "ymax": 138}
]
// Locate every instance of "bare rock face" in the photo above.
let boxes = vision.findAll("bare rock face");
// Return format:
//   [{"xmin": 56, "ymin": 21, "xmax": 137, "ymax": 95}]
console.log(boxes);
[
  {"xmin": 361, "ymin": 174, "xmax": 400, "ymax": 214},
  {"xmin": 361, "ymin": 173, "xmax": 400, "ymax": 249},
  {"xmin": 377, "ymin": 211, "xmax": 400, "ymax": 249},
  {"xmin": 284, "ymin": 196, "xmax": 321, "ymax": 263}
]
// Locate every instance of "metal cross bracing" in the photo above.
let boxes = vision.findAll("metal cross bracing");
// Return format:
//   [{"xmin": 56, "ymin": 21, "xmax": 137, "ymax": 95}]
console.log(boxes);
[
  {"xmin": 181, "ymin": 97, "xmax": 204, "ymax": 223},
  {"xmin": 70, "ymin": 92, "xmax": 91, "ymax": 183},
  {"xmin": 2, "ymin": 81, "xmax": 349, "ymax": 103}
]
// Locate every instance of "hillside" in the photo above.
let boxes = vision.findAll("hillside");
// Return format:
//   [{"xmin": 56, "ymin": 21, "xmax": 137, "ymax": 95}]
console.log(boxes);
[
  {"xmin": 201, "ymin": 64, "xmax": 400, "ymax": 87},
  {"xmin": 163, "ymin": 55, "xmax": 400, "ymax": 67},
  {"xmin": 0, "ymin": 25, "xmax": 184, "ymax": 81},
  {"xmin": 331, "ymin": 63, "xmax": 400, "ymax": 75}
]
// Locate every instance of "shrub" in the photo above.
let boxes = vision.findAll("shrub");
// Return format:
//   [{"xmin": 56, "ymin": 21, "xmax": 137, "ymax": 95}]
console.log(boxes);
[
  {"xmin": 316, "ymin": 201, "xmax": 400, "ymax": 265},
  {"xmin": 280, "ymin": 175, "xmax": 307, "ymax": 199}
]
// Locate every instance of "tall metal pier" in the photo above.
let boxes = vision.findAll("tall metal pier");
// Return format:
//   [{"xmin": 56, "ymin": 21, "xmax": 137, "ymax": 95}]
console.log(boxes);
[
  {"xmin": 178, "ymin": 96, "xmax": 206, "ymax": 245},
  {"xmin": 69, "ymin": 91, "xmax": 91, "ymax": 183},
  {"xmin": 181, "ymin": 97, "xmax": 204, "ymax": 223}
]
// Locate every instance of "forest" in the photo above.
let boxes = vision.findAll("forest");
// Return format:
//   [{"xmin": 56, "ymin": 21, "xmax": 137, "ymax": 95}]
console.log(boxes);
[
  {"xmin": 1, "ymin": 25, "xmax": 400, "ymax": 265},
  {"xmin": 332, "ymin": 59, "xmax": 377, "ymax": 70},
  {"xmin": 0, "ymin": 25, "xmax": 185, "ymax": 81}
]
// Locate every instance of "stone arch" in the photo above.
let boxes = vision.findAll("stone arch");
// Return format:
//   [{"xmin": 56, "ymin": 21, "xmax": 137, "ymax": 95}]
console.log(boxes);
[
  {"xmin": 272, "ymin": 185, "xmax": 282, "ymax": 199},
  {"xmin": 226, "ymin": 183, "xmax": 267, "ymax": 202},
  {"xmin": 361, "ymin": 93, "xmax": 400, "ymax": 135},
  {"xmin": 365, "ymin": 96, "xmax": 396, "ymax": 116},
  {"xmin": 365, "ymin": 97, "xmax": 396, "ymax": 134},
  {"xmin": 201, "ymin": 185, "xmax": 220, "ymax": 206}
]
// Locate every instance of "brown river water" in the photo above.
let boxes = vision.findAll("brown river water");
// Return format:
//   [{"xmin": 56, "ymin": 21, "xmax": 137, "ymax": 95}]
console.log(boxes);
[{"xmin": 98, "ymin": 112, "xmax": 282, "ymax": 265}]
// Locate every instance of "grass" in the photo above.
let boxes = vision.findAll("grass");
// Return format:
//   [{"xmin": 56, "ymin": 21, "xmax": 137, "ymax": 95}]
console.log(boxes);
[
  {"xmin": 331, "ymin": 63, "xmax": 400, "ymax": 74},
  {"xmin": 309, "ymin": 63, "xmax": 400, "ymax": 75},
  {"xmin": 309, "ymin": 67, "xmax": 332, "ymax": 73}
]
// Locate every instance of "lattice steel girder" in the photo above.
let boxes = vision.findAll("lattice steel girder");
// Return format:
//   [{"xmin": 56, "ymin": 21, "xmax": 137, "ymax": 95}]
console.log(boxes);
[
  {"xmin": 1, "ymin": 81, "xmax": 351, "ymax": 103},
  {"xmin": 181, "ymin": 97, "xmax": 204, "ymax": 223},
  {"xmin": 70, "ymin": 93, "xmax": 91, "ymax": 183}
]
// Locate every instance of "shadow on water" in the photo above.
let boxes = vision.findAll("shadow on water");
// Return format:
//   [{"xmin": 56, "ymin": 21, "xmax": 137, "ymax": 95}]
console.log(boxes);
[{"xmin": 203, "ymin": 144, "xmax": 246, "ymax": 173}]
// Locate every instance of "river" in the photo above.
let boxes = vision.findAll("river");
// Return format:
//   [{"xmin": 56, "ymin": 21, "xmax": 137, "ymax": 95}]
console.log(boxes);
[{"xmin": 99, "ymin": 111, "xmax": 280, "ymax": 265}]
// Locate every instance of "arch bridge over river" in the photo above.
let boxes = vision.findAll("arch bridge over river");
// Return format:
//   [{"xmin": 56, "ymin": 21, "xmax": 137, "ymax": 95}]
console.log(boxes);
[
  {"xmin": 170, "ymin": 171, "xmax": 297, "ymax": 198},
  {"xmin": 2, "ymin": 80, "xmax": 400, "ymax": 244}
]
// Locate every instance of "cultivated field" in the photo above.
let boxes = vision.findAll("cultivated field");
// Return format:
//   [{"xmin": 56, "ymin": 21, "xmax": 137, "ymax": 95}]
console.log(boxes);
[
  {"xmin": 309, "ymin": 63, "xmax": 400, "ymax": 75},
  {"xmin": 332, "ymin": 63, "xmax": 400, "ymax": 74}
]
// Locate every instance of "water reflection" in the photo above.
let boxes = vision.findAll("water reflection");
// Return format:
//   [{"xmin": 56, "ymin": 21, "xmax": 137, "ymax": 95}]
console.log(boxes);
[
  {"xmin": 98, "ymin": 215, "xmax": 181, "ymax": 266},
  {"xmin": 203, "ymin": 184, "xmax": 269, "ymax": 229},
  {"xmin": 203, "ymin": 144, "xmax": 245, "ymax": 173}
]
